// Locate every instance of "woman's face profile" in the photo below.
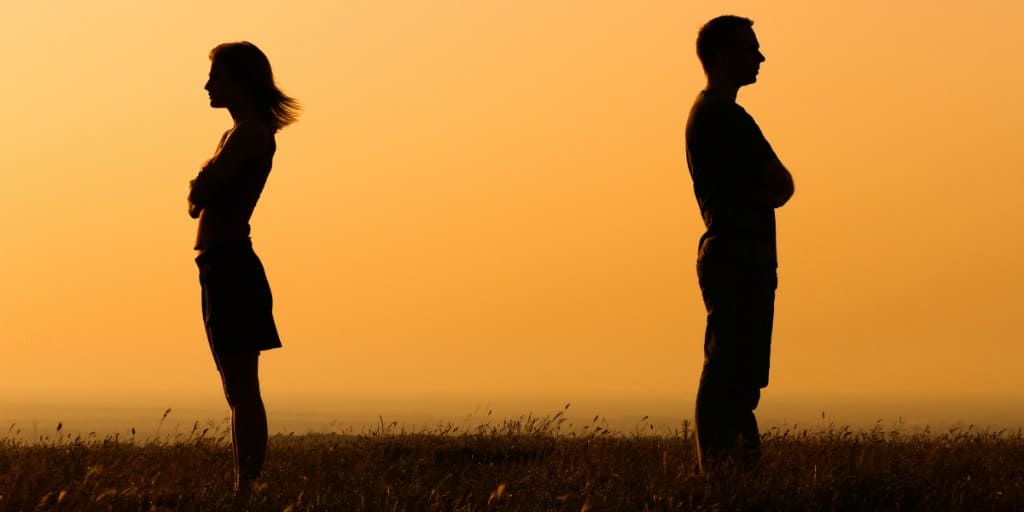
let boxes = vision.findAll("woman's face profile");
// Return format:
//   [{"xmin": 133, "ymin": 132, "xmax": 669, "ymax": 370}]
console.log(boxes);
[{"xmin": 204, "ymin": 62, "xmax": 244, "ymax": 109}]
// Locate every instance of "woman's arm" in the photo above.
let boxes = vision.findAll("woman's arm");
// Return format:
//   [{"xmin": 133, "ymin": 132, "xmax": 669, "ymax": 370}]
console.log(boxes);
[{"xmin": 188, "ymin": 124, "xmax": 269, "ymax": 212}]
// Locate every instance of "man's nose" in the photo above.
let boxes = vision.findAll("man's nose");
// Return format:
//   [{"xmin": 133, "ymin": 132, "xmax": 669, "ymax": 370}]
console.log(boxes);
[{"xmin": 757, "ymin": 51, "xmax": 766, "ymax": 62}]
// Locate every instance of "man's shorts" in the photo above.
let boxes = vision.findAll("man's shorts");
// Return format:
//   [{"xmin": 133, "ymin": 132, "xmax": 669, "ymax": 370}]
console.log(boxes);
[
  {"xmin": 697, "ymin": 262, "xmax": 777, "ymax": 389},
  {"xmin": 197, "ymin": 239, "xmax": 282, "ymax": 355}
]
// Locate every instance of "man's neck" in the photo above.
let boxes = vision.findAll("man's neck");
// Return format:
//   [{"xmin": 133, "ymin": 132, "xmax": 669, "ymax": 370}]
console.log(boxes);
[{"xmin": 704, "ymin": 77, "xmax": 739, "ymax": 102}]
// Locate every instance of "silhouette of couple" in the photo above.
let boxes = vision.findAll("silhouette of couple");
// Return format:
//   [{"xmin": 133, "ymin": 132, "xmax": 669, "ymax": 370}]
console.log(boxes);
[{"xmin": 190, "ymin": 15, "xmax": 791, "ymax": 491}]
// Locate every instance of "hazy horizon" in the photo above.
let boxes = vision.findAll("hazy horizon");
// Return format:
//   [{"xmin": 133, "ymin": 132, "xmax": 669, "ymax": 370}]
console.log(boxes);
[{"xmin": 5, "ymin": 390, "xmax": 1023, "ymax": 443}]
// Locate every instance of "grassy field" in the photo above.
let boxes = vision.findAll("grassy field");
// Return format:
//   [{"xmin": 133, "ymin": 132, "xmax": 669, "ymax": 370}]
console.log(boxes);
[{"xmin": 2, "ymin": 409, "xmax": 1024, "ymax": 511}]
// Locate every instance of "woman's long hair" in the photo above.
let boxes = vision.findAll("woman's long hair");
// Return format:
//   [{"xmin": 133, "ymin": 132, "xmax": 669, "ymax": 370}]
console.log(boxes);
[{"xmin": 210, "ymin": 41, "xmax": 300, "ymax": 131}]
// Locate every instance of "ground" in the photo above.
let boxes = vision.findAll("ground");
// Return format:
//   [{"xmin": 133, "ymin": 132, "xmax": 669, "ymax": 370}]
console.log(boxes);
[{"xmin": 2, "ymin": 412, "xmax": 1023, "ymax": 511}]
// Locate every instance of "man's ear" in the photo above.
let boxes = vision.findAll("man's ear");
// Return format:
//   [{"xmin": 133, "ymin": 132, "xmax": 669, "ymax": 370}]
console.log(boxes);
[{"xmin": 708, "ymin": 51, "xmax": 728, "ymax": 74}]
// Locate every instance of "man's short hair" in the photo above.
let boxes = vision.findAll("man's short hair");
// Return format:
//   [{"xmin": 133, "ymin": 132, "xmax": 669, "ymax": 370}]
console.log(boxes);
[{"xmin": 696, "ymin": 15, "xmax": 754, "ymax": 72}]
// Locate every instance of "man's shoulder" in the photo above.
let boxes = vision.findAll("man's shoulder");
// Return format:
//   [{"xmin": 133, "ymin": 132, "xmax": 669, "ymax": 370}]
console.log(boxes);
[
  {"xmin": 692, "ymin": 91, "xmax": 738, "ymax": 110},
  {"xmin": 689, "ymin": 93, "xmax": 745, "ymax": 126}
]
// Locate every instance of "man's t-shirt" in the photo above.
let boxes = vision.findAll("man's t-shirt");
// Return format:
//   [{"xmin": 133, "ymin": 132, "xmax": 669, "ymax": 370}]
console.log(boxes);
[{"xmin": 685, "ymin": 90, "xmax": 778, "ymax": 269}]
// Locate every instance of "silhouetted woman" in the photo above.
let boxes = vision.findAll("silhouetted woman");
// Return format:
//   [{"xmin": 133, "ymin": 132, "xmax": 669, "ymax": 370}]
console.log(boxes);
[{"xmin": 188, "ymin": 41, "xmax": 298, "ymax": 492}]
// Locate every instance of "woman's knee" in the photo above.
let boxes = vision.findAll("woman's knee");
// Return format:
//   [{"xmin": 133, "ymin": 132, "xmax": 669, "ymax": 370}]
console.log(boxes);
[
  {"xmin": 222, "ymin": 377, "xmax": 262, "ymax": 409},
  {"xmin": 216, "ymin": 353, "xmax": 262, "ymax": 407}
]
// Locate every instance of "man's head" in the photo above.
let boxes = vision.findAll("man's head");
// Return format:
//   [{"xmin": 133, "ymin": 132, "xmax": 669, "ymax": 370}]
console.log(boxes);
[{"xmin": 696, "ymin": 15, "xmax": 765, "ymax": 87}]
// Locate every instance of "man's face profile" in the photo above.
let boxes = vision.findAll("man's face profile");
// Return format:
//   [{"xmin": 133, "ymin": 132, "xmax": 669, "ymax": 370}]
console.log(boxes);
[{"xmin": 715, "ymin": 28, "xmax": 766, "ymax": 87}]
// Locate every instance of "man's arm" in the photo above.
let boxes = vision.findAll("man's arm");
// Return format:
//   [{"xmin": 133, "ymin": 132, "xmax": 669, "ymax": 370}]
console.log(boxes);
[{"xmin": 754, "ymin": 155, "xmax": 794, "ymax": 208}]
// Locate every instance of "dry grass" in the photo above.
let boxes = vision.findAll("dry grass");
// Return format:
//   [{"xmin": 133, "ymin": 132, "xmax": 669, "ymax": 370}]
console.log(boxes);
[{"xmin": 2, "ymin": 408, "xmax": 1024, "ymax": 511}]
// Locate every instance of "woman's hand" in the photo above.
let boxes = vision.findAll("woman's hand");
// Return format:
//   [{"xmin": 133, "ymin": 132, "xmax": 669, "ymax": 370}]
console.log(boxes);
[{"xmin": 188, "ymin": 179, "xmax": 202, "ymax": 218}]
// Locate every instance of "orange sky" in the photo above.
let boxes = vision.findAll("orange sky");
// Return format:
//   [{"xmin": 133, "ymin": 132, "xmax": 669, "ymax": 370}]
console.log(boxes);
[{"xmin": 2, "ymin": 1, "xmax": 1023, "ymax": 424}]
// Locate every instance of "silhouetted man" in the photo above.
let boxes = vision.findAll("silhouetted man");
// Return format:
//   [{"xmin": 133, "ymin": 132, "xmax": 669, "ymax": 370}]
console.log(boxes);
[{"xmin": 685, "ymin": 15, "xmax": 794, "ymax": 470}]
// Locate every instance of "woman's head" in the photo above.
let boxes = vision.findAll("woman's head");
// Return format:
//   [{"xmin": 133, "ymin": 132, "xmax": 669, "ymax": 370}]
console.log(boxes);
[{"xmin": 205, "ymin": 41, "xmax": 300, "ymax": 131}]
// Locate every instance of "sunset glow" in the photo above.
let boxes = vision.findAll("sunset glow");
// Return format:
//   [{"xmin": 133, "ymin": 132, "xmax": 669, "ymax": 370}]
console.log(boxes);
[{"xmin": 2, "ymin": 1, "xmax": 1023, "ymax": 430}]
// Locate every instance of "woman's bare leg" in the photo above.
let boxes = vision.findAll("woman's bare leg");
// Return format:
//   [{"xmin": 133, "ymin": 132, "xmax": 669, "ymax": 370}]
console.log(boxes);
[{"xmin": 214, "ymin": 352, "xmax": 267, "ymax": 491}]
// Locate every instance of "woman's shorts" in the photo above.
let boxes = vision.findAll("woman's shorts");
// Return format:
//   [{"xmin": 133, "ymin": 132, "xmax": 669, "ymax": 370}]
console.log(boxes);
[{"xmin": 196, "ymin": 240, "xmax": 282, "ymax": 355}]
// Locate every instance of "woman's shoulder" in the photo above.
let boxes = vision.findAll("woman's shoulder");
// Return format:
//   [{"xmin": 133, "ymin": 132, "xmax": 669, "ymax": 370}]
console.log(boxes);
[
  {"xmin": 227, "ymin": 119, "xmax": 276, "ymax": 152},
  {"xmin": 233, "ymin": 119, "xmax": 276, "ymax": 139}
]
